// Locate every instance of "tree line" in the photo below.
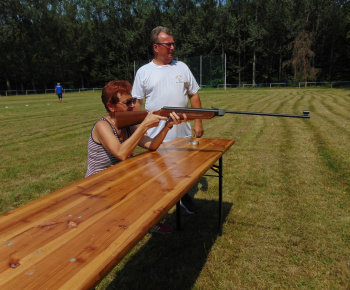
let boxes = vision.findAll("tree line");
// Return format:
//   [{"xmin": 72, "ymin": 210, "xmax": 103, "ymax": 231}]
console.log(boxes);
[{"xmin": 0, "ymin": 0, "xmax": 349, "ymax": 92}]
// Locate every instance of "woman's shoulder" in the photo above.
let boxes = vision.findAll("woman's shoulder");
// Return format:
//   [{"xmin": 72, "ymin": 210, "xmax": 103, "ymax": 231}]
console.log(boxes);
[{"xmin": 94, "ymin": 117, "xmax": 113, "ymax": 130}]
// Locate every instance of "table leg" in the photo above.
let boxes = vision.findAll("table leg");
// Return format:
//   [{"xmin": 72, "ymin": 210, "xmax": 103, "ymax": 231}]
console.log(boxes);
[
  {"xmin": 209, "ymin": 156, "xmax": 224, "ymax": 236},
  {"xmin": 218, "ymin": 156, "xmax": 223, "ymax": 236},
  {"xmin": 176, "ymin": 201, "xmax": 181, "ymax": 231}
]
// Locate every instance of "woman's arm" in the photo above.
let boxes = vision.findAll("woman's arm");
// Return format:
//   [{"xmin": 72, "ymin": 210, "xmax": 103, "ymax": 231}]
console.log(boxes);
[
  {"xmin": 95, "ymin": 111, "xmax": 167, "ymax": 160},
  {"xmin": 138, "ymin": 112, "xmax": 187, "ymax": 150}
]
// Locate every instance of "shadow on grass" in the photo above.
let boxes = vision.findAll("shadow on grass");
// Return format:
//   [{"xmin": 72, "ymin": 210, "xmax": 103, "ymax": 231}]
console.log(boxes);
[{"xmin": 105, "ymin": 178, "xmax": 233, "ymax": 290}]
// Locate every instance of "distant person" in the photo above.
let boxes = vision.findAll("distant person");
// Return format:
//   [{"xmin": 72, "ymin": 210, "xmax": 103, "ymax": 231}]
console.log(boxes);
[
  {"xmin": 132, "ymin": 26, "xmax": 203, "ymax": 214},
  {"xmin": 85, "ymin": 80, "xmax": 187, "ymax": 233},
  {"xmin": 55, "ymin": 83, "xmax": 63, "ymax": 103}
]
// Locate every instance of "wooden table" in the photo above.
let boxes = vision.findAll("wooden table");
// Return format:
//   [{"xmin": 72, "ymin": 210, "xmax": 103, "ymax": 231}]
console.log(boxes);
[{"xmin": 0, "ymin": 137, "xmax": 234, "ymax": 289}]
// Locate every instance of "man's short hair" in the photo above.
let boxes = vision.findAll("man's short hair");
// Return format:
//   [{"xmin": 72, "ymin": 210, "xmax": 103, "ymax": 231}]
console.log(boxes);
[{"xmin": 150, "ymin": 26, "xmax": 173, "ymax": 43}]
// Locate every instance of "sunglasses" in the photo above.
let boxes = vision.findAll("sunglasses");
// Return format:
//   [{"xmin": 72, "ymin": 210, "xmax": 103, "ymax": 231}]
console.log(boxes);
[
  {"xmin": 119, "ymin": 98, "xmax": 137, "ymax": 107},
  {"xmin": 156, "ymin": 42, "xmax": 175, "ymax": 48}
]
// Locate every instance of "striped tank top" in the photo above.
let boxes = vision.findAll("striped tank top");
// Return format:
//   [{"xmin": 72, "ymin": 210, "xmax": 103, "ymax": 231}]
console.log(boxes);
[{"xmin": 85, "ymin": 117, "xmax": 132, "ymax": 177}]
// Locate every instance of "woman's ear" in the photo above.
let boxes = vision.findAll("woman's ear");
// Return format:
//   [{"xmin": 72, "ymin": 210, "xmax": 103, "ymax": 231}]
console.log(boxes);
[{"xmin": 107, "ymin": 102, "xmax": 115, "ymax": 112}]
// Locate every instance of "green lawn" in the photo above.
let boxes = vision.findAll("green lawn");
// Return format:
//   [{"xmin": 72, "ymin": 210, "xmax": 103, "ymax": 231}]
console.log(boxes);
[{"xmin": 0, "ymin": 88, "xmax": 349, "ymax": 289}]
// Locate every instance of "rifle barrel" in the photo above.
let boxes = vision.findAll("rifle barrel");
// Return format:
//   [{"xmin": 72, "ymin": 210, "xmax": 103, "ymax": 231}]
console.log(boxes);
[
  {"xmin": 162, "ymin": 106, "xmax": 310, "ymax": 119},
  {"xmin": 224, "ymin": 110, "xmax": 310, "ymax": 118}
]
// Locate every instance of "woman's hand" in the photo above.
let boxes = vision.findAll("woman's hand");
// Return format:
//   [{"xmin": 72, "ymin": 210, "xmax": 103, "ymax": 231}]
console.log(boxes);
[
  {"xmin": 165, "ymin": 112, "xmax": 187, "ymax": 129},
  {"xmin": 141, "ymin": 111, "xmax": 187, "ymax": 130},
  {"xmin": 138, "ymin": 111, "xmax": 187, "ymax": 151},
  {"xmin": 142, "ymin": 110, "xmax": 168, "ymax": 128}
]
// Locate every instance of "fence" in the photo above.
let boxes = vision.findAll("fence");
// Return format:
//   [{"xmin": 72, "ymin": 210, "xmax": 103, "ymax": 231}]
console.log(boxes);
[
  {"xmin": 134, "ymin": 54, "xmax": 226, "ymax": 88},
  {"xmin": 1, "ymin": 81, "xmax": 349, "ymax": 97},
  {"xmin": 217, "ymin": 81, "xmax": 350, "ymax": 89},
  {"xmin": 0, "ymin": 88, "xmax": 103, "ymax": 97}
]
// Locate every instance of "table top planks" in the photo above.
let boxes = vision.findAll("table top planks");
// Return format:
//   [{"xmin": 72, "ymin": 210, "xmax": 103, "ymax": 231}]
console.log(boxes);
[{"xmin": 0, "ymin": 137, "xmax": 234, "ymax": 289}]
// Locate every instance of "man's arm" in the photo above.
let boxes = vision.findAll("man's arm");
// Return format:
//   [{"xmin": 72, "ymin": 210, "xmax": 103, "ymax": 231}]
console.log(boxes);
[
  {"xmin": 134, "ymin": 99, "xmax": 143, "ymax": 111},
  {"xmin": 189, "ymin": 92, "xmax": 204, "ymax": 138}
]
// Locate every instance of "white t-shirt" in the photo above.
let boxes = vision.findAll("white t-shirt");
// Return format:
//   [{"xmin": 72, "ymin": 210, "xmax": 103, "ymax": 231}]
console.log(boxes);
[{"xmin": 132, "ymin": 60, "xmax": 200, "ymax": 142}]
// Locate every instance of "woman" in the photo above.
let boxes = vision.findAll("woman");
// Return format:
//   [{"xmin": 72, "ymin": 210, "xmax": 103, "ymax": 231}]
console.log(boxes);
[
  {"xmin": 85, "ymin": 80, "xmax": 186, "ymax": 233},
  {"xmin": 86, "ymin": 79, "xmax": 186, "ymax": 177}
]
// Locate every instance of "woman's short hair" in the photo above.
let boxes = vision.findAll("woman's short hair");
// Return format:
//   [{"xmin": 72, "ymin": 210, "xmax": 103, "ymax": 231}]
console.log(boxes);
[{"xmin": 101, "ymin": 80, "xmax": 132, "ymax": 112}]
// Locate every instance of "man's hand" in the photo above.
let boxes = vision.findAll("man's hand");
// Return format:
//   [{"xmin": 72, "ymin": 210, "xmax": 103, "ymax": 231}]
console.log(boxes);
[{"xmin": 192, "ymin": 119, "xmax": 204, "ymax": 137}]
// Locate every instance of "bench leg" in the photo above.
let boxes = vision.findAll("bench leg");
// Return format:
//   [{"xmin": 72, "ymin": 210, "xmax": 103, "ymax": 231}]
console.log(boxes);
[{"xmin": 176, "ymin": 201, "xmax": 181, "ymax": 231}]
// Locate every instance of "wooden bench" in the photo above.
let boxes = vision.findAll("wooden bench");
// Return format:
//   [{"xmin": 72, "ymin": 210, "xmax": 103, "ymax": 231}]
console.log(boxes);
[{"xmin": 0, "ymin": 137, "xmax": 234, "ymax": 289}]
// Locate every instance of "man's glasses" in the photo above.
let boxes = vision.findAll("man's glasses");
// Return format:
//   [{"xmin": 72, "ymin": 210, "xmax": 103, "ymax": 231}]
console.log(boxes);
[
  {"xmin": 119, "ymin": 98, "xmax": 137, "ymax": 107},
  {"xmin": 156, "ymin": 42, "xmax": 175, "ymax": 48}
]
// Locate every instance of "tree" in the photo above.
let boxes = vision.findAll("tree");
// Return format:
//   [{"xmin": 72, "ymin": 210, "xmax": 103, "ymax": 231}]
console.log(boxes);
[
  {"xmin": 1, "ymin": 0, "xmax": 350, "ymax": 91},
  {"xmin": 246, "ymin": 0, "xmax": 267, "ymax": 85},
  {"xmin": 286, "ymin": 30, "xmax": 317, "ymax": 84}
]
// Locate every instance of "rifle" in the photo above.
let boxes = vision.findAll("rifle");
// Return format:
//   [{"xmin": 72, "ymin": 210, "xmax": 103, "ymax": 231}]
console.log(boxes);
[{"xmin": 115, "ymin": 106, "xmax": 310, "ymax": 128}]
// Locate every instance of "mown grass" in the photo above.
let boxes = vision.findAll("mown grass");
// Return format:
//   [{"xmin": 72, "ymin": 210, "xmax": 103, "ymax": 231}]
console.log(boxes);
[{"xmin": 0, "ymin": 88, "xmax": 349, "ymax": 289}]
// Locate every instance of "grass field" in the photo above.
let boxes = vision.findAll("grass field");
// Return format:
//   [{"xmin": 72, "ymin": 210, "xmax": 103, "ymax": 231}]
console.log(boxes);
[{"xmin": 0, "ymin": 88, "xmax": 349, "ymax": 289}]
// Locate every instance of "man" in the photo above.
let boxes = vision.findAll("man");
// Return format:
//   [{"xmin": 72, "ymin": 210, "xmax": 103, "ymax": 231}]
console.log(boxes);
[
  {"xmin": 55, "ymin": 83, "xmax": 63, "ymax": 103},
  {"xmin": 132, "ymin": 26, "xmax": 204, "ymax": 214}
]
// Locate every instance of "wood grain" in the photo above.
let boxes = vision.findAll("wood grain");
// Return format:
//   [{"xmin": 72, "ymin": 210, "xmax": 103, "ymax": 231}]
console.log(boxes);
[{"xmin": 0, "ymin": 138, "xmax": 234, "ymax": 289}]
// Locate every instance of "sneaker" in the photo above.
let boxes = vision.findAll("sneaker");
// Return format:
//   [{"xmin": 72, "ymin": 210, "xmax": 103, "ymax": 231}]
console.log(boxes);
[
  {"xmin": 180, "ymin": 194, "xmax": 199, "ymax": 214},
  {"xmin": 150, "ymin": 222, "xmax": 174, "ymax": 234}
]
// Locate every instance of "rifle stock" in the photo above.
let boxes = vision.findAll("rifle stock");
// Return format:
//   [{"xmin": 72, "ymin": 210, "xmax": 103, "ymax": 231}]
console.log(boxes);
[
  {"xmin": 113, "ymin": 111, "xmax": 149, "ymax": 128},
  {"xmin": 115, "ymin": 107, "xmax": 310, "ymax": 128}
]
